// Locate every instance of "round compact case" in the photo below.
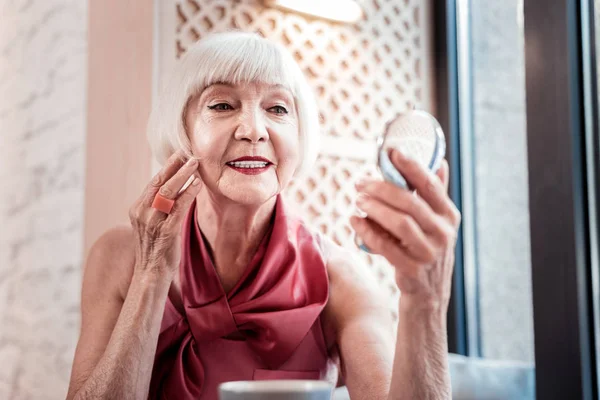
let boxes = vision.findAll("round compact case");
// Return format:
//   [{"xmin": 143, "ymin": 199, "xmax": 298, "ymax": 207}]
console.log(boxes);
[{"xmin": 356, "ymin": 109, "xmax": 446, "ymax": 253}]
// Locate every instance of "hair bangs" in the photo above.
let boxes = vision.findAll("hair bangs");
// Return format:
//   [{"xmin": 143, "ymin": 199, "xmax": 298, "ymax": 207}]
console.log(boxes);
[{"xmin": 194, "ymin": 35, "xmax": 295, "ymax": 95}]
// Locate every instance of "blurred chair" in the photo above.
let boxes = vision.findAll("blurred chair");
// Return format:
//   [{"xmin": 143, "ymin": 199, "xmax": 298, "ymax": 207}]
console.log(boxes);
[
  {"xmin": 332, "ymin": 353, "xmax": 535, "ymax": 400},
  {"xmin": 448, "ymin": 353, "xmax": 535, "ymax": 400}
]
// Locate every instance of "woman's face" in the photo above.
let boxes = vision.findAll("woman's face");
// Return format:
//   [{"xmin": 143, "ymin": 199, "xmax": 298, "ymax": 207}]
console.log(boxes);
[{"xmin": 185, "ymin": 81, "xmax": 300, "ymax": 205}]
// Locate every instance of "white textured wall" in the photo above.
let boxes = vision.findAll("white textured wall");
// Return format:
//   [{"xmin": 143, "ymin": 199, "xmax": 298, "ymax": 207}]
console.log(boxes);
[{"xmin": 0, "ymin": 1, "xmax": 88, "ymax": 399}]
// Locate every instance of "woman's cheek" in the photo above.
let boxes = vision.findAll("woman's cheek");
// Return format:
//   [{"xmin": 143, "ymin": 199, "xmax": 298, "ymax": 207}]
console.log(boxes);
[
  {"xmin": 278, "ymin": 143, "xmax": 301, "ymax": 179},
  {"xmin": 191, "ymin": 123, "xmax": 221, "ymax": 160},
  {"xmin": 274, "ymin": 125, "xmax": 300, "ymax": 159}
]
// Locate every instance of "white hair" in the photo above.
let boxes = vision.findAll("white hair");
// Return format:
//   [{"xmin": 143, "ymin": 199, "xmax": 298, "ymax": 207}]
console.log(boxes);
[{"xmin": 147, "ymin": 31, "xmax": 320, "ymax": 176}]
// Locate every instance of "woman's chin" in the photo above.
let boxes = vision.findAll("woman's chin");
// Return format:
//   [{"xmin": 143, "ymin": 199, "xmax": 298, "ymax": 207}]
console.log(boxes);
[
  {"xmin": 209, "ymin": 172, "xmax": 283, "ymax": 206},
  {"xmin": 219, "ymin": 186, "xmax": 278, "ymax": 206}
]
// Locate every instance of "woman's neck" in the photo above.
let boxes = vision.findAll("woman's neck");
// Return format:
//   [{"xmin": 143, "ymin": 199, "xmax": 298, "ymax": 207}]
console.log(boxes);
[{"xmin": 194, "ymin": 190, "xmax": 277, "ymax": 290}]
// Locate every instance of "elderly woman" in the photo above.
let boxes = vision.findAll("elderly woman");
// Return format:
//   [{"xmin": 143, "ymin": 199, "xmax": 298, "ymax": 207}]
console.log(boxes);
[{"xmin": 66, "ymin": 32, "xmax": 460, "ymax": 400}]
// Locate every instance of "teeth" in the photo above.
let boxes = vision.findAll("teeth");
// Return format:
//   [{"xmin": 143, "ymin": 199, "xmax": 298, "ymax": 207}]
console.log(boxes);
[{"xmin": 228, "ymin": 161, "xmax": 268, "ymax": 168}]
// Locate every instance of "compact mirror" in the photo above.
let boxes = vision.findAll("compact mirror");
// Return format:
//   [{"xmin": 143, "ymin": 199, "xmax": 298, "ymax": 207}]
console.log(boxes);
[
  {"xmin": 376, "ymin": 109, "xmax": 446, "ymax": 190},
  {"xmin": 356, "ymin": 109, "xmax": 446, "ymax": 252}
]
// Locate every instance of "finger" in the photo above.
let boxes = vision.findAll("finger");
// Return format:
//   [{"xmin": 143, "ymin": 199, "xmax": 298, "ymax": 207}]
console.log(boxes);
[
  {"xmin": 146, "ymin": 157, "xmax": 199, "ymax": 222},
  {"xmin": 350, "ymin": 215, "xmax": 420, "ymax": 275},
  {"xmin": 143, "ymin": 150, "xmax": 188, "ymax": 205},
  {"xmin": 434, "ymin": 160, "xmax": 461, "ymax": 227},
  {"xmin": 157, "ymin": 157, "xmax": 199, "ymax": 201},
  {"xmin": 167, "ymin": 174, "xmax": 203, "ymax": 222},
  {"xmin": 437, "ymin": 159, "xmax": 450, "ymax": 192},
  {"xmin": 389, "ymin": 149, "xmax": 454, "ymax": 217},
  {"xmin": 357, "ymin": 179, "xmax": 444, "ymax": 236},
  {"xmin": 355, "ymin": 194, "xmax": 436, "ymax": 262}
]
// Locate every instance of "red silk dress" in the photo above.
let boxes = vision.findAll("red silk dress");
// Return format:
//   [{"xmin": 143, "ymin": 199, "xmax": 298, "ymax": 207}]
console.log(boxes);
[{"xmin": 149, "ymin": 197, "xmax": 336, "ymax": 399}]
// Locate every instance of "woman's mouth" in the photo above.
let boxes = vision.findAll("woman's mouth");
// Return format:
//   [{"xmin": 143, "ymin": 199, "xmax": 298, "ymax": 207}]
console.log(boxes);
[{"xmin": 226, "ymin": 158, "xmax": 272, "ymax": 175}]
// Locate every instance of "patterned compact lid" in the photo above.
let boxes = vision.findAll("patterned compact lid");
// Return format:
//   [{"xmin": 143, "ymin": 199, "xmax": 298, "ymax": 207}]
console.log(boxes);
[{"xmin": 377, "ymin": 110, "xmax": 446, "ymax": 189}]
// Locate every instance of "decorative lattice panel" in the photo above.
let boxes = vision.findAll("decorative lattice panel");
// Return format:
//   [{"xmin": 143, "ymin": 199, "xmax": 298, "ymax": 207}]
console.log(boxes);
[{"xmin": 164, "ymin": 0, "xmax": 435, "ymax": 318}]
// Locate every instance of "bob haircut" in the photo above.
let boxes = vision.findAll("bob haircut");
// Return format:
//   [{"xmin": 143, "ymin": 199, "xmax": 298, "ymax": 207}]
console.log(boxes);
[{"xmin": 146, "ymin": 31, "xmax": 320, "ymax": 177}]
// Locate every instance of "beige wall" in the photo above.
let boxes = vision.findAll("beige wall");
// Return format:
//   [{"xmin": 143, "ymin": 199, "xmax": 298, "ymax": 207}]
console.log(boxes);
[{"xmin": 84, "ymin": 0, "xmax": 154, "ymax": 254}]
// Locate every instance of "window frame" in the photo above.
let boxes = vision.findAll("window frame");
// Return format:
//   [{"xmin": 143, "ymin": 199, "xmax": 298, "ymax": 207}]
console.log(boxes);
[
  {"xmin": 434, "ymin": 0, "xmax": 481, "ymax": 358},
  {"xmin": 436, "ymin": 0, "xmax": 600, "ymax": 397},
  {"xmin": 433, "ymin": 0, "xmax": 468, "ymax": 357},
  {"xmin": 523, "ymin": 0, "xmax": 598, "ymax": 397}
]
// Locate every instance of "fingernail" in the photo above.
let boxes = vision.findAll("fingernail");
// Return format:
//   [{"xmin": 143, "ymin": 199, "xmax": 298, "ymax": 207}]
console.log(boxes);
[
  {"xmin": 389, "ymin": 148, "xmax": 401, "ymax": 161},
  {"xmin": 356, "ymin": 179, "xmax": 376, "ymax": 191},
  {"xmin": 354, "ymin": 234, "xmax": 371, "ymax": 253},
  {"xmin": 354, "ymin": 208, "xmax": 368, "ymax": 218},
  {"xmin": 192, "ymin": 177, "xmax": 200, "ymax": 186},
  {"xmin": 355, "ymin": 193, "xmax": 369, "ymax": 208},
  {"xmin": 187, "ymin": 158, "xmax": 198, "ymax": 166},
  {"xmin": 354, "ymin": 234, "xmax": 364, "ymax": 246},
  {"xmin": 355, "ymin": 178, "xmax": 369, "ymax": 190}
]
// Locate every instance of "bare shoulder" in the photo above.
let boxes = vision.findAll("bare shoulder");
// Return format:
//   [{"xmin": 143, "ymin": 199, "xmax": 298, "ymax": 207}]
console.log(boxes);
[
  {"xmin": 321, "ymin": 237, "xmax": 394, "ymax": 331},
  {"xmin": 84, "ymin": 225, "xmax": 136, "ymax": 300}
]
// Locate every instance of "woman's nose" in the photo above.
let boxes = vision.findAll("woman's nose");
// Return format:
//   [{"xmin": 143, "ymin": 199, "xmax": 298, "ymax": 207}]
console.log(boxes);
[{"xmin": 234, "ymin": 110, "xmax": 269, "ymax": 143}]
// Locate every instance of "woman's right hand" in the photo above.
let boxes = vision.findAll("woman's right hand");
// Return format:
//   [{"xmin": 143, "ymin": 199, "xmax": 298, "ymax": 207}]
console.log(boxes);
[{"xmin": 129, "ymin": 150, "xmax": 202, "ymax": 280}]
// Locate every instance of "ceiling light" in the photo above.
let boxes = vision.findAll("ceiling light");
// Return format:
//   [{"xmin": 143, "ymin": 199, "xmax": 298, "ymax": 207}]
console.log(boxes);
[{"xmin": 263, "ymin": 0, "xmax": 364, "ymax": 24}]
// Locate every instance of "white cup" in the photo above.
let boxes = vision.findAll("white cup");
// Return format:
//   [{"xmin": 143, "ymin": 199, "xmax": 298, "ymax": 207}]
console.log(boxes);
[{"xmin": 218, "ymin": 380, "xmax": 334, "ymax": 400}]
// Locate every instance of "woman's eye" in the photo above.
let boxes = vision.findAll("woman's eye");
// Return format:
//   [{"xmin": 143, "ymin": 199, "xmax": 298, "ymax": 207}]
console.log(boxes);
[
  {"xmin": 269, "ymin": 105, "xmax": 288, "ymax": 115},
  {"xmin": 208, "ymin": 103, "xmax": 233, "ymax": 111}
]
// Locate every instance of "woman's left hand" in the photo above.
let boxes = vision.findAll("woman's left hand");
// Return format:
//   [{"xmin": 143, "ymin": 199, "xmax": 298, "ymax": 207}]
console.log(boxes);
[{"xmin": 350, "ymin": 149, "xmax": 461, "ymax": 313}]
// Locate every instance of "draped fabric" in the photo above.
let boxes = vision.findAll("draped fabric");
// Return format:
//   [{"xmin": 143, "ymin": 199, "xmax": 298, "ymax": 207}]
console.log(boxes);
[{"xmin": 149, "ymin": 196, "xmax": 330, "ymax": 399}]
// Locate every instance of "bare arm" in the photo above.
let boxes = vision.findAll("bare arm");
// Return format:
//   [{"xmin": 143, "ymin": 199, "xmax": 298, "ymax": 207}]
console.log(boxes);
[
  {"xmin": 325, "ymin": 244, "xmax": 451, "ymax": 400},
  {"xmin": 67, "ymin": 151, "xmax": 202, "ymax": 400},
  {"xmin": 74, "ymin": 274, "xmax": 170, "ymax": 400},
  {"xmin": 66, "ymin": 227, "xmax": 129, "ymax": 399},
  {"xmin": 67, "ymin": 231, "xmax": 171, "ymax": 400},
  {"xmin": 343, "ymin": 152, "xmax": 460, "ymax": 399},
  {"xmin": 388, "ymin": 299, "xmax": 450, "ymax": 399}
]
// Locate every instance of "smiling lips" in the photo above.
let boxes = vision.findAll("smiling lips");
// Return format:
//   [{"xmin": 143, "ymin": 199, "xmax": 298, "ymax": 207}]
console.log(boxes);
[{"xmin": 226, "ymin": 156, "xmax": 272, "ymax": 175}]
